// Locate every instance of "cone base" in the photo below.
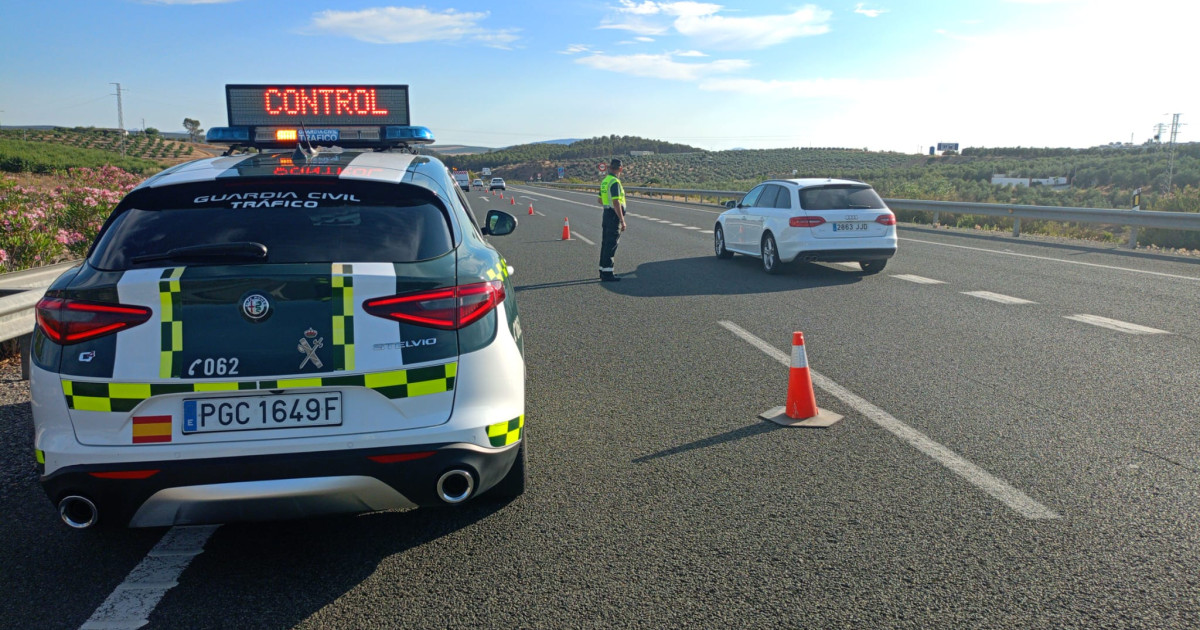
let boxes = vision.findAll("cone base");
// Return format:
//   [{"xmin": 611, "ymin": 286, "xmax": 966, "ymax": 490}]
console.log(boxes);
[{"xmin": 759, "ymin": 406, "xmax": 843, "ymax": 428}]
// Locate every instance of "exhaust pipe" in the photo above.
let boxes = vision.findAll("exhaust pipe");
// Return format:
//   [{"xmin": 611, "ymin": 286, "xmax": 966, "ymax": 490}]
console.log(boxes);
[
  {"xmin": 59, "ymin": 495, "xmax": 99, "ymax": 529},
  {"xmin": 436, "ymin": 469, "xmax": 475, "ymax": 504}
]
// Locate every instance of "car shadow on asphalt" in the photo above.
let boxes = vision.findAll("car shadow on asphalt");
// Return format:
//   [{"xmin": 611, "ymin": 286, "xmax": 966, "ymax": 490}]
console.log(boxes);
[
  {"xmin": 145, "ymin": 500, "xmax": 510, "ymax": 629},
  {"xmin": 600, "ymin": 255, "xmax": 863, "ymax": 297},
  {"xmin": 632, "ymin": 421, "xmax": 784, "ymax": 464}
]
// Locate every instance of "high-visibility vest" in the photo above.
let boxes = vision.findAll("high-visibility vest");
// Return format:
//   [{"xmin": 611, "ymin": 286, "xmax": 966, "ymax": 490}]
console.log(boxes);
[{"xmin": 598, "ymin": 174, "xmax": 626, "ymax": 208}]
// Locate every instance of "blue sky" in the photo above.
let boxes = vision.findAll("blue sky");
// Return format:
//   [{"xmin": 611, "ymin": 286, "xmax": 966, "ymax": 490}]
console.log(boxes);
[{"xmin": 1, "ymin": 0, "xmax": 1193, "ymax": 152}]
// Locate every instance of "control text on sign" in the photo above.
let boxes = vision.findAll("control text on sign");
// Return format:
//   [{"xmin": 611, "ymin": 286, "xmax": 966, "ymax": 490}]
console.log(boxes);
[{"xmin": 264, "ymin": 88, "xmax": 388, "ymax": 117}]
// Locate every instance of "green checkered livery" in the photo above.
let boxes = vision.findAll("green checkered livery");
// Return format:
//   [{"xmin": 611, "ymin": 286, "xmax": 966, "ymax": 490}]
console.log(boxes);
[
  {"xmin": 487, "ymin": 415, "xmax": 524, "ymax": 447},
  {"xmin": 331, "ymin": 263, "xmax": 355, "ymax": 371},
  {"xmin": 159, "ymin": 267, "xmax": 185, "ymax": 378},
  {"xmin": 62, "ymin": 362, "xmax": 457, "ymax": 411}
]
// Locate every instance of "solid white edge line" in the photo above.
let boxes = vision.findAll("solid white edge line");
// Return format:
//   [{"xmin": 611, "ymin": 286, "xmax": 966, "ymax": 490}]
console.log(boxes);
[
  {"xmin": 1064, "ymin": 314, "xmax": 1170, "ymax": 335},
  {"xmin": 572, "ymin": 232, "xmax": 596, "ymax": 246},
  {"xmin": 718, "ymin": 320, "xmax": 1061, "ymax": 520},
  {"xmin": 900, "ymin": 237, "xmax": 1200, "ymax": 283},
  {"xmin": 961, "ymin": 291, "xmax": 1037, "ymax": 305},
  {"xmin": 81, "ymin": 525, "xmax": 221, "ymax": 630}
]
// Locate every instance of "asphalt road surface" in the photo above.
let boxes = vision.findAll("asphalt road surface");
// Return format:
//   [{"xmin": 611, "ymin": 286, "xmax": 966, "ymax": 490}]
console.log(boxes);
[{"xmin": 2, "ymin": 185, "xmax": 1198, "ymax": 629}]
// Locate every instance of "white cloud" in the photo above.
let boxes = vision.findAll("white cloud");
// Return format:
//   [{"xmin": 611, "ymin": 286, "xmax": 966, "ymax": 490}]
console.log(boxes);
[
  {"xmin": 576, "ymin": 52, "xmax": 749, "ymax": 81},
  {"xmin": 309, "ymin": 7, "xmax": 518, "ymax": 48},
  {"xmin": 561, "ymin": 44, "xmax": 594, "ymax": 55},
  {"xmin": 598, "ymin": 17, "xmax": 670, "ymax": 35},
  {"xmin": 603, "ymin": 3, "xmax": 830, "ymax": 48},
  {"xmin": 672, "ymin": 5, "xmax": 832, "ymax": 49},
  {"xmin": 635, "ymin": 36, "xmax": 655, "ymax": 42},
  {"xmin": 674, "ymin": 50, "xmax": 707, "ymax": 57},
  {"xmin": 854, "ymin": 3, "xmax": 888, "ymax": 18}
]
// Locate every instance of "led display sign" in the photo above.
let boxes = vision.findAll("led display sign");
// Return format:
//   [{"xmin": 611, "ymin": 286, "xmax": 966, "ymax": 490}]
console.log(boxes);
[{"xmin": 226, "ymin": 85, "xmax": 410, "ymax": 127}]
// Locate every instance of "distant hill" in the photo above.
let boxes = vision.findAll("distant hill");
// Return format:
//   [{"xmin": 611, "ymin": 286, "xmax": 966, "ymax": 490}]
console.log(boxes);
[
  {"xmin": 534, "ymin": 138, "xmax": 581, "ymax": 146},
  {"xmin": 435, "ymin": 144, "xmax": 494, "ymax": 155},
  {"xmin": 440, "ymin": 135, "xmax": 704, "ymax": 172}
]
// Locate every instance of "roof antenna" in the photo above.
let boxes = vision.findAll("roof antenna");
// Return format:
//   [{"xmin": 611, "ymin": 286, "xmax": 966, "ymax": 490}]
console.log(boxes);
[{"xmin": 293, "ymin": 120, "xmax": 318, "ymax": 161}]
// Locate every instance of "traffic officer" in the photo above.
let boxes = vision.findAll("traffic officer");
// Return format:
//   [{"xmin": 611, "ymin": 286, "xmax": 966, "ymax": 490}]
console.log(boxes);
[{"xmin": 598, "ymin": 158, "xmax": 627, "ymax": 282}]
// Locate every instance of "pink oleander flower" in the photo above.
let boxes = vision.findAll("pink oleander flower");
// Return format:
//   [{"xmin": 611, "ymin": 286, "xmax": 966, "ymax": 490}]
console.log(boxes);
[{"xmin": 0, "ymin": 250, "xmax": 7, "ymax": 263}]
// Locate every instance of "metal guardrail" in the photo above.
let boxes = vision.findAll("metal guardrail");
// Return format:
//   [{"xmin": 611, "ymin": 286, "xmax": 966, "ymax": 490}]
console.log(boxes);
[
  {"xmin": 0, "ymin": 260, "xmax": 79, "ymax": 379},
  {"xmin": 525, "ymin": 182, "xmax": 1200, "ymax": 246}
]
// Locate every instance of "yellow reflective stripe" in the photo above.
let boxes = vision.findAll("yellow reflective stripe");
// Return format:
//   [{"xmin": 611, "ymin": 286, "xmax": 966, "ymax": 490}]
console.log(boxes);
[
  {"xmin": 333, "ymin": 317, "xmax": 346, "ymax": 345},
  {"xmin": 345, "ymin": 345, "xmax": 355, "ymax": 370},
  {"xmin": 61, "ymin": 380, "xmax": 73, "ymax": 395},
  {"xmin": 275, "ymin": 378, "xmax": 323, "ymax": 388},
  {"xmin": 72, "ymin": 396, "xmax": 112, "ymax": 412},
  {"xmin": 35, "ymin": 449, "xmax": 45, "ymax": 464},
  {"xmin": 109, "ymin": 383, "xmax": 152, "ymax": 399},
  {"xmin": 342, "ymin": 288, "xmax": 353, "ymax": 314},
  {"xmin": 192, "ymin": 382, "xmax": 241, "ymax": 392},
  {"xmin": 159, "ymin": 291, "xmax": 172, "ymax": 321},
  {"xmin": 364, "ymin": 370, "xmax": 407, "ymax": 388},
  {"xmin": 406, "ymin": 379, "xmax": 449, "ymax": 397},
  {"xmin": 445, "ymin": 363, "xmax": 458, "ymax": 378},
  {"xmin": 170, "ymin": 322, "xmax": 183, "ymax": 351},
  {"xmin": 487, "ymin": 423, "xmax": 509, "ymax": 438},
  {"xmin": 159, "ymin": 351, "xmax": 173, "ymax": 378},
  {"xmin": 332, "ymin": 275, "xmax": 344, "ymax": 288}
]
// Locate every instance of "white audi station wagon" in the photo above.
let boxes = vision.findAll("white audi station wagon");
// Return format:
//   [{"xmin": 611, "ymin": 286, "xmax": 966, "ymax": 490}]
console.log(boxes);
[{"xmin": 714, "ymin": 178, "xmax": 897, "ymax": 274}]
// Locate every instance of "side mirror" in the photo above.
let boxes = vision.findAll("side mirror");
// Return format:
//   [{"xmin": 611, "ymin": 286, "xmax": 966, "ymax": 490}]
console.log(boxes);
[
  {"xmin": 483, "ymin": 210, "xmax": 517, "ymax": 236},
  {"xmin": 724, "ymin": 200, "xmax": 738, "ymax": 209}
]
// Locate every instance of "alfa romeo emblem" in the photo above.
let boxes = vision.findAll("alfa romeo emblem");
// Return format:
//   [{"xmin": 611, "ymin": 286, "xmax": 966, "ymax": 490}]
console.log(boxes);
[{"xmin": 242, "ymin": 293, "xmax": 271, "ymax": 321}]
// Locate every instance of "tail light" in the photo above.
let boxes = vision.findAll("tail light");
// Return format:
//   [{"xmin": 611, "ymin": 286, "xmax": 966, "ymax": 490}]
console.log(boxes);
[
  {"xmin": 363, "ymin": 281, "xmax": 505, "ymax": 330},
  {"xmin": 35, "ymin": 297, "xmax": 152, "ymax": 345},
  {"xmin": 790, "ymin": 216, "xmax": 826, "ymax": 228},
  {"xmin": 875, "ymin": 213, "xmax": 897, "ymax": 226}
]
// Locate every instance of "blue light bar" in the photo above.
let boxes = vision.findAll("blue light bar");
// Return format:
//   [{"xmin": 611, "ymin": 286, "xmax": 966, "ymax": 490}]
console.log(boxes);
[
  {"xmin": 383, "ymin": 125, "xmax": 435, "ymax": 144},
  {"xmin": 206, "ymin": 127, "xmax": 251, "ymax": 143}
]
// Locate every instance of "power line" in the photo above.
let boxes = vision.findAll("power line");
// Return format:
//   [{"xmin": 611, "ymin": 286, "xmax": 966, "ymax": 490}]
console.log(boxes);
[{"xmin": 1164, "ymin": 113, "xmax": 1185, "ymax": 194}]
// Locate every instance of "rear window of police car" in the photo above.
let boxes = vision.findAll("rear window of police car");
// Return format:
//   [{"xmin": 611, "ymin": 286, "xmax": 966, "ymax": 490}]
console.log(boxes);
[
  {"xmin": 90, "ymin": 180, "xmax": 454, "ymax": 270},
  {"xmin": 798, "ymin": 185, "xmax": 886, "ymax": 211}
]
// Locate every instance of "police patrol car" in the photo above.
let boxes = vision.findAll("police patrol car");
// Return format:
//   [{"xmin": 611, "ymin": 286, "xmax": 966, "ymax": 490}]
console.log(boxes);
[{"xmin": 31, "ymin": 85, "xmax": 526, "ymax": 529}]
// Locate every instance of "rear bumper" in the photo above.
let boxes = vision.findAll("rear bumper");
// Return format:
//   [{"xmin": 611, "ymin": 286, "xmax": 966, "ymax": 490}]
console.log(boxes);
[
  {"xmin": 40, "ymin": 441, "xmax": 520, "ymax": 528},
  {"xmin": 788, "ymin": 247, "xmax": 897, "ymax": 263}
]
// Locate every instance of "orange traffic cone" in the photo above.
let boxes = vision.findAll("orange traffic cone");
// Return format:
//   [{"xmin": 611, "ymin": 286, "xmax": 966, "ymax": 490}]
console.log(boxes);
[
  {"xmin": 561, "ymin": 217, "xmax": 571, "ymax": 240},
  {"xmin": 510, "ymin": 196, "xmax": 516, "ymax": 206},
  {"xmin": 759, "ymin": 332, "xmax": 843, "ymax": 428},
  {"xmin": 527, "ymin": 203, "xmax": 534, "ymax": 215},
  {"xmin": 499, "ymin": 192, "xmax": 504, "ymax": 200}
]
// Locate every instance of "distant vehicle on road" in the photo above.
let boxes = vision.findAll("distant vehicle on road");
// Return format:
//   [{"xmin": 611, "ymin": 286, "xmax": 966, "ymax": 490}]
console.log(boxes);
[
  {"xmin": 714, "ymin": 178, "xmax": 897, "ymax": 274},
  {"xmin": 489, "ymin": 177, "xmax": 506, "ymax": 191},
  {"xmin": 452, "ymin": 170, "xmax": 470, "ymax": 192},
  {"xmin": 473, "ymin": 178, "xmax": 484, "ymax": 190}
]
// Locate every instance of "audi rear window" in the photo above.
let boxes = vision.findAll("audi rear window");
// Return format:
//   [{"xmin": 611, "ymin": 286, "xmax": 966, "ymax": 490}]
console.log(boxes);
[
  {"xmin": 90, "ymin": 179, "xmax": 454, "ymax": 270},
  {"xmin": 799, "ymin": 185, "xmax": 886, "ymax": 210}
]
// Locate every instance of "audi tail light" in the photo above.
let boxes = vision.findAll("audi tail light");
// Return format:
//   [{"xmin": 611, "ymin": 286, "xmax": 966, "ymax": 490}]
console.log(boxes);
[
  {"xmin": 790, "ymin": 216, "xmax": 826, "ymax": 228},
  {"xmin": 363, "ymin": 281, "xmax": 505, "ymax": 330},
  {"xmin": 35, "ymin": 297, "xmax": 152, "ymax": 345},
  {"xmin": 875, "ymin": 213, "xmax": 897, "ymax": 226}
]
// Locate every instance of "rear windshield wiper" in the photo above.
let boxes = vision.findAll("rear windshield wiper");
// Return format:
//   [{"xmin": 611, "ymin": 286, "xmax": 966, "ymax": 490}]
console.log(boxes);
[{"xmin": 131, "ymin": 241, "xmax": 268, "ymax": 264}]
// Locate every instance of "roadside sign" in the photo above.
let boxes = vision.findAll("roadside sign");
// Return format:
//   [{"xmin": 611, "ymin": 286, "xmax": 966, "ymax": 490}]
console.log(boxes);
[
  {"xmin": 598, "ymin": 163, "xmax": 607, "ymax": 173},
  {"xmin": 937, "ymin": 143, "xmax": 959, "ymax": 151},
  {"xmin": 557, "ymin": 167, "xmax": 565, "ymax": 178}
]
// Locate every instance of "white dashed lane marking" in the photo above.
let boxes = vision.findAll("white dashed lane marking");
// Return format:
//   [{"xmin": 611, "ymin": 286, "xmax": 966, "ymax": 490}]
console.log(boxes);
[
  {"xmin": 81, "ymin": 525, "xmax": 220, "ymax": 630},
  {"xmin": 962, "ymin": 291, "xmax": 1036, "ymax": 305},
  {"xmin": 571, "ymin": 232, "xmax": 596, "ymax": 246},
  {"xmin": 719, "ymin": 320, "xmax": 1061, "ymax": 521},
  {"xmin": 1064, "ymin": 314, "xmax": 1170, "ymax": 335},
  {"xmin": 892, "ymin": 274, "xmax": 945, "ymax": 285}
]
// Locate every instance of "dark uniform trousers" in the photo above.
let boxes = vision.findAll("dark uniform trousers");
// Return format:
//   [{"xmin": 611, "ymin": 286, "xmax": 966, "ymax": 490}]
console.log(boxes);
[{"xmin": 599, "ymin": 206, "xmax": 621, "ymax": 272}]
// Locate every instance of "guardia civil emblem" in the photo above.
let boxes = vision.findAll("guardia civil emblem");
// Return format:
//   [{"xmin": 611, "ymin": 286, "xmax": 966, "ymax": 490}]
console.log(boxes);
[{"xmin": 298, "ymin": 328, "xmax": 324, "ymax": 369}]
